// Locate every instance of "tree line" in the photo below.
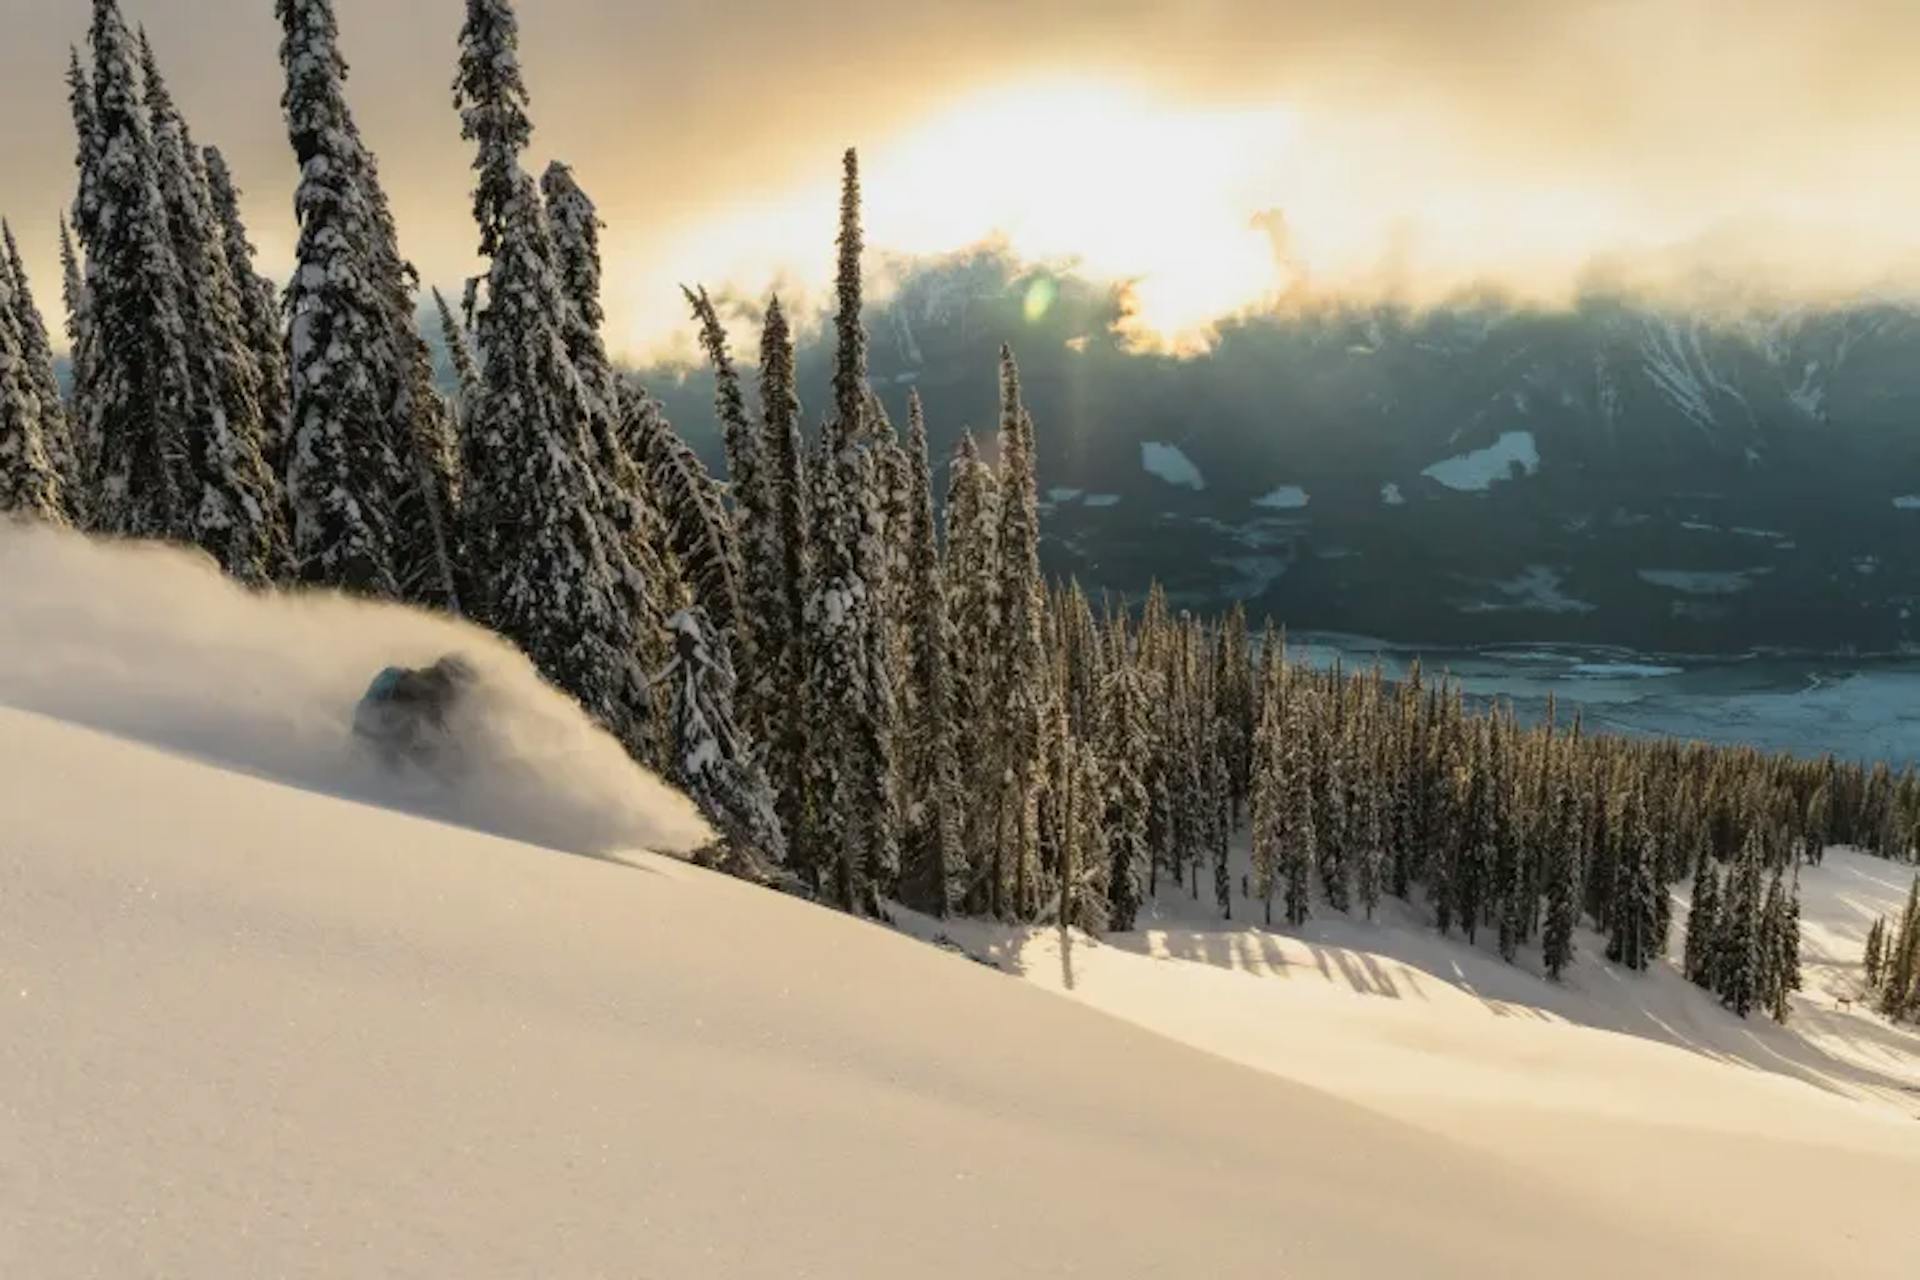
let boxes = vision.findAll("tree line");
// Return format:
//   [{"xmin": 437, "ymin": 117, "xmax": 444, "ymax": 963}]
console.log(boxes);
[{"xmin": 5, "ymin": 1, "xmax": 1918, "ymax": 1029}]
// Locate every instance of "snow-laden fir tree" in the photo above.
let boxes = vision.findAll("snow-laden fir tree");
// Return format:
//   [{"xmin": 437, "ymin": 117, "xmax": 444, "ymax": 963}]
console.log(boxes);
[
  {"xmin": 1864, "ymin": 915, "xmax": 1886, "ymax": 990},
  {"xmin": 991, "ymin": 344, "xmax": 1049, "ymax": 919},
  {"xmin": 898, "ymin": 390, "xmax": 965, "ymax": 916},
  {"xmin": 138, "ymin": 33, "xmax": 289, "ymax": 584},
  {"xmin": 279, "ymin": 0, "xmax": 459, "ymax": 605},
  {"xmin": 1279, "ymin": 695, "xmax": 1318, "ymax": 927},
  {"xmin": 202, "ymin": 146, "xmax": 289, "ymax": 488},
  {"xmin": 432, "ymin": 286, "xmax": 480, "ymax": 414},
  {"xmin": 542, "ymin": 161, "xmax": 621, "ymax": 419},
  {"xmin": 1718, "ymin": 831, "xmax": 1765, "ymax": 1017},
  {"xmin": 1210, "ymin": 714, "xmax": 1233, "ymax": 919},
  {"xmin": 1684, "ymin": 856, "xmax": 1721, "ymax": 988},
  {"xmin": 662, "ymin": 606, "xmax": 786, "ymax": 872},
  {"xmin": 455, "ymin": 0, "xmax": 658, "ymax": 758},
  {"xmin": 1249, "ymin": 647, "xmax": 1285, "ymax": 924},
  {"xmin": 753, "ymin": 295, "xmax": 812, "ymax": 860},
  {"xmin": 802, "ymin": 148, "xmax": 899, "ymax": 912},
  {"xmin": 1356, "ymin": 713, "xmax": 1387, "ymax": 922},
  {"xmin": 634, "ymin": 396, "xmax": 743, "ymax": 644},
  {"xmin": 3, "ymin": 224, "xmax": 76, "ymax": 517},
  {"xmin": 55, "ymin": 213, "xmax": 95, "ymax": 505},
  {"xmin": 1606, "ymin": 778, "xmax": 1660, "ymax": 971},
  {"xmin": 0, "ymin": 250, "xmax": 67, "ymax": 522},
  {"xmin": 73, "ymin": 0, "xmax": 196, "ymax": 543},
  {"xmin": 524, "ymin": 160, "xmax": 675, "ymax": 705},
  {"xmin": 1100, "ymin": 658, "xmax": 1154, "ymax": 931},
  {"xmin": 944, "ymin": 428, "xmax": 999, "ymax": 908}
]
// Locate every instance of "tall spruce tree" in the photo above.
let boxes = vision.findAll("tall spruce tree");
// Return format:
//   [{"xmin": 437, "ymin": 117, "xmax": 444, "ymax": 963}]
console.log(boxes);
[
  {"xmin": 74, "ymin": 0, "xmax": 196, "ymax": 544},
  {"xmin": 138, "ymin": 33, "xmax": 288, "ymax": 584},
  {"xmin": 992, "ymin": 345, "xmax": 1050, "ymax": 918},
  {"xmin": 802, "ymin": 148, "xmax": 899, "ymax": 912},
  {"xmin": 1684, "ymin": 857, "xmax": 1721, "ymax": 987},
  {"xmin": 455, "ymin": 0, "xmax": 657, "ymax": 757},
  {"xmin": 754, "ymin": 295, "xmax": 812, "ymax": 867},
  {"xmin": 202, "ymin": 146, "xmax": 290, "ymax": 488},
  {"xmin": 279, "ymin": 0, "xmax": 459, "ymax": 605},
  {"xmin": 55, "ymin": 213, "xmax": 95, "ymax": 507},
  {"xmin": 3, "ymin": 224, "xmax": 76, "ymax": 517},
  {"xmin": 899, "ymin": 390, "xmax": 965, "ymax": 916},
  {"xmin": 662, "ymin": 606, "xmax": 786, "ymax": 871},
  {"xmin": 1101, "ymin": 661, "xmax": 1154, "ymax": 931},
  {"xmin": 944, "ymin": 428, "xmax": 1000, "ymax": 910},
  {"xmin": 0, "ymin": 249, "xmax": 67, "ymax": 522}
]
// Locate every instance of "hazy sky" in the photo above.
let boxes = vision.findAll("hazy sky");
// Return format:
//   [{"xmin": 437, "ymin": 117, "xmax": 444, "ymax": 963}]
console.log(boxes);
[{"xmin": 5, "ymin": 0, "xmax": 1920, "ymax": 356}]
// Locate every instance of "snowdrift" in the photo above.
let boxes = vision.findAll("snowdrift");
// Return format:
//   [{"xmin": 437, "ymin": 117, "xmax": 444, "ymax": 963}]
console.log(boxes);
[{"xmin": 0, "ymin": 522, "xmax": 709, "ymax": 858}]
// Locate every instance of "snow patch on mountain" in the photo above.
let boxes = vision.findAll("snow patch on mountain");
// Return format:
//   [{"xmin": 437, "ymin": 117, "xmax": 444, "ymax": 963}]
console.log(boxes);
[
  {"xmin": 1421, "ymin": 431, "xmax": 1539, "ymax": 492},
  {"xmin": 1252, "ymin": 484, "xmax": 1309, "ymax": 511},
  {"xmin": 1459, "ymin": 566, "xmax": 1596, "ymax": 615},
  {"xmin": 1141, "ymin": 442, "xmax": 1205, "ymax": 491},
  {"xmin": 1638, "ymin": 568, "xmax": 1770, "ymax": 596}
]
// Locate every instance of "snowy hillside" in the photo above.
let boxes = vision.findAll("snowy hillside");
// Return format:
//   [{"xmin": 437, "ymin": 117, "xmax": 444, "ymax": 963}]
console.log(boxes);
[{"xmin": 3, "ymin": 531, "xmax": 1918, "ymax": 1277}]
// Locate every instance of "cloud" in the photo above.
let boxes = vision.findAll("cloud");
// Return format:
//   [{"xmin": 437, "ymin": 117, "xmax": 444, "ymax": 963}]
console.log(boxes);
[{"xmin": 4, "ymin": 0, "xmax": 1919, "ymax": 357}]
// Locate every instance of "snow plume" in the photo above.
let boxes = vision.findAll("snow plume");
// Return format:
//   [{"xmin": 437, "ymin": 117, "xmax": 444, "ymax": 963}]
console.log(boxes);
[{"xmin": 0, "ymin": 523, "xmax": 711, "ymax": 858}]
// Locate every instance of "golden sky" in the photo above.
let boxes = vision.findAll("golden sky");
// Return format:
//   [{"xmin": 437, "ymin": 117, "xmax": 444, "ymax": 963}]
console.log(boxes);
[{"xmin": 4, "ymin": 0, "xmax": 1920, "ymax": 357}]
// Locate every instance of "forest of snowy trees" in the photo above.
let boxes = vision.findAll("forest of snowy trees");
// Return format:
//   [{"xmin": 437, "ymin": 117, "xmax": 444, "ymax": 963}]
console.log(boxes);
[{"xmin": 7, "ymin": 1, "xmax": 1920, "ymax": 1029}]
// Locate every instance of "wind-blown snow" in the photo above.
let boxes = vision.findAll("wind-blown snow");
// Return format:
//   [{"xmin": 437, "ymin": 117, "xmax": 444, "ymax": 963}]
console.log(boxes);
[
  {"xmin": 1894, "ymin": 495, "xmax": 1920, "ymax": 510},
  {"xmin": 1083, "ymin": 493, "xmax": 1121, "ymax": 507},
  {"xmin": 0, "ymin": 524, "xmax": 710, "ymax": 858},
  {"xmin": 1252, "ymin": 484, "xmax": 1310, "ymax": 510},
  {"xmin": 1140, "ymin": 441, "xmax": 1205, "ymax": 491},
  {"xmin": 1381, "ymin": 482, "xmax": 1406, "ymax": 506},
  {"xmin": 1421, "ymin": 431, "xmax": 1539, "ymax": 492}
]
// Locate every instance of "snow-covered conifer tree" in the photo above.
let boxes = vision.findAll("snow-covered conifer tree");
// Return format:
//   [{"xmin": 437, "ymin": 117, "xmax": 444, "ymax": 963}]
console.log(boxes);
[
  {"xmin": 455, "ymin": 0, "xmax": 657, "ymax": 757},
  {"xmin": 0, "ymin": 253, "xmax": 67, "ymax": 522},
  {"xmin": 138, "ymin": 33, "xmax": 289, "ymax": 584},
  {"xmin": 898, "ymin": 390, "xmax": 964, "ymax": 916},
  {"xmin": 802, "ymin": 148, "xmax": 899, "ymax": 912},
  {"xmin": 74, "ymin": 0, "xmax": 196, "ymax": 542},
  {"xmin": 55, "ymin": 214, "xmax": 95, "ymax": 504},
  {"xmin": 279, "ymin": 0, "xmax": 459, "ymax": 605},
  {"xmin": 663, "ymin": 606, "xmax": 786, "ymax": 871},
  {"xmin": 3, "ymin": 224, "xmax": 76, "ymax": 516},
  {"xmin": 202, "ymin": 146, "xmax": 289, "ymax": 487},
  {"xmin": 636, "ymin": 404, "xmax": 744, "ymax": 643},
  {"xmin": 1718, "ymin": 831, "xmax": 1765, "ymax": 1017},
  {"xmin": 541, "ymin": 160, "xmax": 621, "ymax": 421},
  {"xmin": 432, "ymin": 286, "xmax": 480, "ymax": 414},
  {"xmin": 991, "ymin": 344, "xmax": 1049, "ymax": 919},
  {"xmin": 1684, "ymin": 856, "xmax": 1721, "ymax": 987},
  {"xmin": 1101, "ymin": 660, "xmax": 1153, "ymax": 931},
  {"xmin": 754, "ymin": 295, "xmax": 812, "ymax": 863},
  {"xmin": 944, "ymin": 428, "xmax": 999, "ymax": 906}
]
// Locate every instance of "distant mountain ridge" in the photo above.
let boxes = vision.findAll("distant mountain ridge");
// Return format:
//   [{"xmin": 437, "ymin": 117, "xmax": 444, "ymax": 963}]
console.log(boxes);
[{"xmin": 631, "ymin": 251, "xmax": 1920, "ymax": 654}]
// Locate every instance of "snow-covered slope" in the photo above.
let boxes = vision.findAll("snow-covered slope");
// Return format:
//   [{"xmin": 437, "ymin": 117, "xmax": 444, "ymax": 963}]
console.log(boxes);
[
  {"xmin": 0, "ymin": 706, "xmax": 1781, "ymax": 1279},
  {"xmin": 903, "ymin": 841, "xmax": 1920, "ymax": 1277}
]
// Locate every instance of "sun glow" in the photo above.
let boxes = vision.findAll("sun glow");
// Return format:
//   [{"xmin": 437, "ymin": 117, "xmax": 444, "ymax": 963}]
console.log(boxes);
[
  {"xmin": 601, "ymin": 74, "xmax": 1920, "ymax": 363},
  {"xmin": 607, "ymin": 80, "xmax": 1307, "ymax": 358}
]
